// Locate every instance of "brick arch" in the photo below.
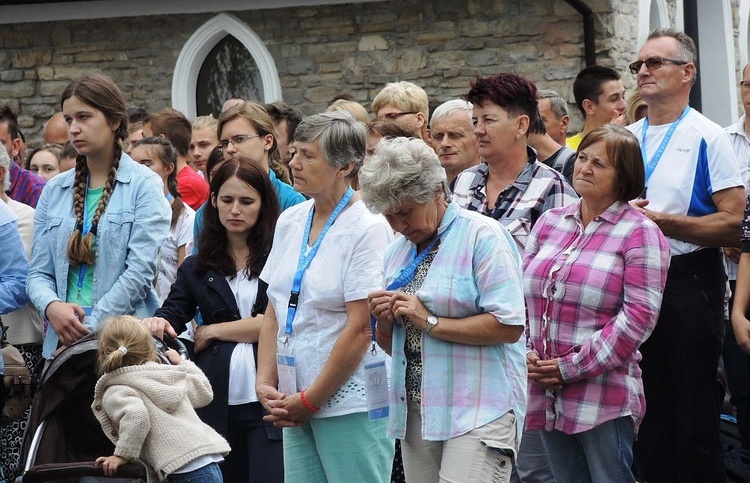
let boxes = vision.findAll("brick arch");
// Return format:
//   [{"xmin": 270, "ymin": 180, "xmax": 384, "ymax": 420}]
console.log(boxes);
[{"xmin": 171, "ymin": 13, "xmax": 282, "ymax": 119}]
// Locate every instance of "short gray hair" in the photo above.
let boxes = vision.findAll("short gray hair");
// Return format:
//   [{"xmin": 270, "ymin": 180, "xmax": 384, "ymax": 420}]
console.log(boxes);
[
  {"xmin": 647, "ymin": 28, "xmax": 697, "ymax": 64},
  {"xmin": 429, "ymin": 99, "xmax": 473, "ymax": 130},
  {"xmin": 0, "ymin": 143, "xmax": 10, "ymax": 192},
  {"xmin": 537, "ymin": 90, "xmax": 569, "ymax": 119},
  {"xmin": 359, "ymin": 137, "xmax": 447, "ymax": 214},
  {"xmin": 294, "ymin": 111, "xmax": 366, "ymax": 179}
]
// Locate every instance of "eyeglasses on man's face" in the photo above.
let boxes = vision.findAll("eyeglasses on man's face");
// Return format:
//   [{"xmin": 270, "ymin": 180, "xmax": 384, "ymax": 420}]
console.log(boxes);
[
  {"xmin": 377, "ymin": 111, "xmax": 418, "ymax": 121},
  {"xmin": 218, "ymin": 134, "xmax": 261, "ymax": 149},
  {"xmin": 628, "ymin": 56, "xmax": 688, "ymax": 75}
]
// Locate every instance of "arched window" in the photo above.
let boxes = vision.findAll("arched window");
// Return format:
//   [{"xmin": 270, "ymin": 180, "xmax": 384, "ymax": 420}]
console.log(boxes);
[
  {"xmin": 638, "ymin": 0, "xmax": 669, "ymax": 45},
  {"xmin": 196, "ymin": 35, "xmax": 263, "ymax": 117},
  {"xmin": 172, "ymin": 13, "xmax": 282, "ymax": 119}
]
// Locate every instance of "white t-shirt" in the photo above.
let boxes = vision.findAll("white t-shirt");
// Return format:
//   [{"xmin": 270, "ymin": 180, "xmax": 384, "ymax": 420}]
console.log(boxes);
[
  {"xmin": 260, "ymin": 199, "xmax": 393, "ymax": 418},
  {"xmin": 629, "ymin": 108, "xmax": 743, "ymax": 255},
  {"xmin": 156, "ymin": 204, "xmax": 196, "ymax": 301},
  {"xmin": 226, "ymin": 270, "xmax": 259, "ymax": 405}
]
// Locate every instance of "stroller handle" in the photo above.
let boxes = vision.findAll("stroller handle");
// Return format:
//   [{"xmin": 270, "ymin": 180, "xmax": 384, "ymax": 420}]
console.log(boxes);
[{"xmin": 153, "ymin": 334, "xmax": 189, "ymax": 361}]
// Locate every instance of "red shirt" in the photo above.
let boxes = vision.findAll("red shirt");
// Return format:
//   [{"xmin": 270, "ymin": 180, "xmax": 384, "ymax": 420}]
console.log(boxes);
[{"xmin": 176, "ymin": 166, "xmax": 208, "ymax": 210}]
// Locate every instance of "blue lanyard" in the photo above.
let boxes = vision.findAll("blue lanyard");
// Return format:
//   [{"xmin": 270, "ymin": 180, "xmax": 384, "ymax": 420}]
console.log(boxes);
[
  {"xmin": 284, "ymin": 187, "xmax": 354, "ymax": 346},
  {"xmin": 641, "ymin": 105, "xmax": 691, "ymax": 184},
  {"xmin": 166, "ymin": 193, "xmax": 174, "ymax": 203},
  {"xmin": 369, "ymin": 216, "xmax": 454, "ymax": 351},
  {"xmin": 76, "ymin": 178, "xmax": 93, "ymax": 298}
]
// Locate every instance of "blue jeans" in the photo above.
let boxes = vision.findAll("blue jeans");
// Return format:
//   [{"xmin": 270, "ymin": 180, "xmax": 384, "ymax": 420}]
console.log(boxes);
[
  {"xmin": 165, "ymin": 462, "xmax": 223, "ymax": 483},
  {"xmin": 539, "ymin": 417, "xmax": 635, "ymax": 483}
]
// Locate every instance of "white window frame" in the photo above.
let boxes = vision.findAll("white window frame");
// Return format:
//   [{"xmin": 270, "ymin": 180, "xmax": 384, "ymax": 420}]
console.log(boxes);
[{"xmin": 172, "ymin": 13, "xmax": 281, "ymax": 120}]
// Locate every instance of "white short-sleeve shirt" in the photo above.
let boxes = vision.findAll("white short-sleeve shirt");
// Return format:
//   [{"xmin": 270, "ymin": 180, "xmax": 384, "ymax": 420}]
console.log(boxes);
[
  {"xmin": 629, "ymin": 109, "xmax": 743, "ymax": 255},
  {"xmin": 156, "ymin": 204, "xmax": 195, "ymax": 301},
  {"xmin": 260, "ymin": 199, "xmax": 393, "ymax": 418}
]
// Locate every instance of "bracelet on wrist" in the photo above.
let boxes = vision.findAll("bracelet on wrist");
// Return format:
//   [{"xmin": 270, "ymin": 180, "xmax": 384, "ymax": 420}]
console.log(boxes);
[
  {"xmin": 300, "ymin": 389, "xmax": 320, "ymax": 413},
  {"xmin": 375, "ymin": 325, "xmax": 392, "ymax": 340}
]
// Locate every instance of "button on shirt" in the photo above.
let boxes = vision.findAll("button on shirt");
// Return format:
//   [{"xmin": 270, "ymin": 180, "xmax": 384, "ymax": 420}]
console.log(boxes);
[{"xmin": 523, "ymin": 200, "xmax": 670, "ymax": 434}]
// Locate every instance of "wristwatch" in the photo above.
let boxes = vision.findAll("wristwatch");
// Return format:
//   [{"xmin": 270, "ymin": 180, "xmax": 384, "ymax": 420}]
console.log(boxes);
[{"xmin": 424, "ymin": 315, "xmax": 439, "ymax": 335}]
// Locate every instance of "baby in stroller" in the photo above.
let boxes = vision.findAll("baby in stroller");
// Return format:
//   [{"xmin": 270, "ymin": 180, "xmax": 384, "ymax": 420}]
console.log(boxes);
[{"xmin": 93, "ymin": 315, "xmax": 229, "ymax": 482}]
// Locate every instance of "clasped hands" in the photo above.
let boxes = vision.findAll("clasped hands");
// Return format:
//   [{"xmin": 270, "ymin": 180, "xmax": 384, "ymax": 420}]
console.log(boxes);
[
  {"xmin": 527, "ymin": 352, "xmax": 564, "ymax": 391},
  {"xmin": 367, "ymin": 290, "xmax": 431, "ymax": 332},
  {"xmin": 256, "ymin": 383, "xmax": 316, "ymax": 427}
]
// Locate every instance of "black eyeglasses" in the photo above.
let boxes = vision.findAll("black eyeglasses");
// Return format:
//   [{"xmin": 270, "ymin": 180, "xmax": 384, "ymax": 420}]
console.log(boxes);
[
  {"xmin": 629, "ymin": 56, "xmax": 688, "ymax": 75},
  {"xmin": 218, "ymin": 134, "xmax": 261, "ymax": 149},
  {"xmin": 377, "ymin": 111, "xmax": 418, "ymax": 121}
]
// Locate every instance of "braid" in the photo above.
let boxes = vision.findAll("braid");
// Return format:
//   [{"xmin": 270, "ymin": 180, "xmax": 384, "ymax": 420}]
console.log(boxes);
[
  {"xmin": 89, "ymin": 152, "xmax": 119, "ymax": 237},
  {"xmin": 66, "ymin": 147, "xmax": 120, "ymax": 266},
  {"xmin": 67, "ymin": 155, "xmax": 90, "ymax": 265},
  {"xmin": 168, "ymin": 173, "xmax": 184, "ymax": 229}
]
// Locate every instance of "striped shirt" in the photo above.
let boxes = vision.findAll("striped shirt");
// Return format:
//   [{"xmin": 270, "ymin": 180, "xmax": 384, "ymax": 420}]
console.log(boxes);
[
  {"xmin": 7, "ymin": 162, "xmax": 44, "ymax": 208},
  {"xmin": 523, "ymin": 200, "xmax": 670, "ymax": 435},
  {"xmin": 451, "ymin": 148, "xmax": 577, "ymax": 250},
  {"xmin": 385, "ymin": 202, "xmax": 528, "ymax": 443}
]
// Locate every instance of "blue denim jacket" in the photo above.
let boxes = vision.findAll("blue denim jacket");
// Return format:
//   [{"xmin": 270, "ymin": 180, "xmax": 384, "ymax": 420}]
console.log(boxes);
[
  {"xmin": 26, "ymin": 153, "xmax": 171, "ymax": 358},
  {"xmin": 0, "ymin": 202, "xmax": 29, "ymax": 317}
]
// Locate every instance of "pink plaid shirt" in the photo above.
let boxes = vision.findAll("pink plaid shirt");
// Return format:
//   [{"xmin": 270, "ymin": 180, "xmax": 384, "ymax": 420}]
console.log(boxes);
[{"xmin": 522, "ymin": 200, "xmax": 670, "ymax": 434}]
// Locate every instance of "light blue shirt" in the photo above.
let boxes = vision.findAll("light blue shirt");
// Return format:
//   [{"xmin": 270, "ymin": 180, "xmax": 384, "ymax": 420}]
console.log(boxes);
[
  {"xmin": 26, "ymin": 153, "xmax": 171, "ymax": 358},
  {"xmin": 384, "ymin": 202, "xmax": 527, "ymax": 443},
  {"xmin": 0, "ymin": 201, "xmax": 29, "ymax": 315}
]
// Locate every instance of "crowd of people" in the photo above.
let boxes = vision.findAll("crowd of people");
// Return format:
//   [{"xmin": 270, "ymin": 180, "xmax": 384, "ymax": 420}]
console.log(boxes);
[{"xmin": 0, "ymin": 26, "xmax": 748, "ymax": 483}]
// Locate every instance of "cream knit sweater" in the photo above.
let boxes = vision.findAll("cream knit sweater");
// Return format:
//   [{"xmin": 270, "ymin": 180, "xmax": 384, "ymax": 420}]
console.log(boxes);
[{"xmin": 92, "ymin": 360, "xmax": 230, "ymax": 482}]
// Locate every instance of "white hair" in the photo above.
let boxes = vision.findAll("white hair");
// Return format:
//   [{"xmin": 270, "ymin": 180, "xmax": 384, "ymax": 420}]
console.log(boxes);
[
  {"xmin": 429, "ymin": 99, "xmax": 473, "ymax": 130},
  {"xmin": 0, "ymin": 143, "xmax": 10, "ymax": 192},
  {"xmin": 359, "ymin": 137, "xmax": 447, "ymax": 214}
]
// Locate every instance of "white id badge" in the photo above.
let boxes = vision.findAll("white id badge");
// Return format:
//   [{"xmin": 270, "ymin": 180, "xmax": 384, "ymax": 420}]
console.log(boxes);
[
  {"xmin": 364, "ymin": 352, "xmax": 389, "ymax": 420},
  {"xmin": 276, "ymin": 354, "xmax": 297, "ymax": 395}
]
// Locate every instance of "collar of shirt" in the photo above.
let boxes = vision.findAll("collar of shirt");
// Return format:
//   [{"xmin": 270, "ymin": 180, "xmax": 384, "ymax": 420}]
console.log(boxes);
[
  {"xmin": 726, "ymin": 115, "xmax": 750, "ymax": 141},
  {"xmin": 469, "ymin": 146, "xmax": 538, "ymax": 195},
  {"xmin": 562, "ymin": 198, "xmax": 627, "ymax": 226}
]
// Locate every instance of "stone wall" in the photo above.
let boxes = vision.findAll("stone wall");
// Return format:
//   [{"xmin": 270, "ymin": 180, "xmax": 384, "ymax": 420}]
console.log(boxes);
[{"xmin": 0, "ymin": 0, "xmax": 633, "ymax": 145}]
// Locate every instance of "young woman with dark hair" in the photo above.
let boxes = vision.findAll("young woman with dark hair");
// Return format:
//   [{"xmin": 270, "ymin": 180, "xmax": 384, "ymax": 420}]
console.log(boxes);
[
  {"xmin": 144, "ymin": 160, "xmax": 283, "ymax": 483},
  {"xmin": 26, "ymin": 74, "xmax": 171, "ymax": 360}
]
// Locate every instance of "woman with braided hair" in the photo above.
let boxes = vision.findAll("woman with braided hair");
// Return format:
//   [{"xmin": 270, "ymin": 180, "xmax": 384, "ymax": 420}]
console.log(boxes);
[{"xmin": 26, "ymin": 74, "xmax": 171, "ymax": 360}]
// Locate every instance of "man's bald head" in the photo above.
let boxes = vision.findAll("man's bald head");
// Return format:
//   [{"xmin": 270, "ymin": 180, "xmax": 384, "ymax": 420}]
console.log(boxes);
[{"xmin": 43, "ymin": 112, "xmax": 69, "ymax": 144}]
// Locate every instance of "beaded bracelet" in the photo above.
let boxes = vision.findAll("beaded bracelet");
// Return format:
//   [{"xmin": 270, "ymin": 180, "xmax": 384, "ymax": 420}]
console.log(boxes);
[{"xmin": 300, "ymin": 389, "xmax": 320, "ymax": 413}]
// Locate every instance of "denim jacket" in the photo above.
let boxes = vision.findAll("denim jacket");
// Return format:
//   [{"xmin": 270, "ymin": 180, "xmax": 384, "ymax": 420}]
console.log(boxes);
[
  {"xmin": 26, "ymin": 153, "xmax": 171, "ymax": 358},
  {"xmin": 0, "ymin": 202, "xmax": 29, "ymax": 315}
]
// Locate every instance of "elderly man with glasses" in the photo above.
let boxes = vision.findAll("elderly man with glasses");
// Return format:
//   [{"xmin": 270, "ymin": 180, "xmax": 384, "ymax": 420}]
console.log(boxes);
[{"xmin": 628, "ymin": 28, "xmax": 745, "ymax": 483}]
